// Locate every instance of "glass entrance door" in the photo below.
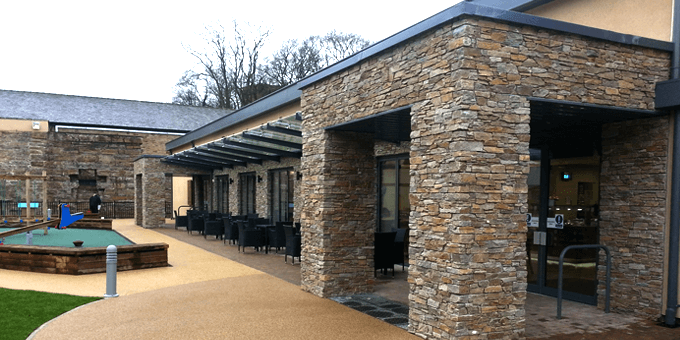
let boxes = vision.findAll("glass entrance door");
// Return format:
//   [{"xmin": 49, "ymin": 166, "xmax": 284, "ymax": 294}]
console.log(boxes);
[{"xmin": 527, "ymin": 147, "xmax": 600, "ymax": 305}]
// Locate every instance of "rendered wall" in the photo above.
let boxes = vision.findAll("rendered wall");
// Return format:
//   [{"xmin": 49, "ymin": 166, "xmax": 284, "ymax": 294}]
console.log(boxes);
[{"xmin": 527, "ymin": 0, "xmax": 673, "ymax": 41}]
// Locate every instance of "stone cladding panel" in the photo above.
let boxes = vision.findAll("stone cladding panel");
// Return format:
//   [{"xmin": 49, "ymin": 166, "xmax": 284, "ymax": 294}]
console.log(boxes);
[
  {"xmin": 301, "ymin": 17, "xmax": 669, "ymax": 339},
  {"xmin": 0, "ymin": 128, "xmax": 177, "ymax": 204},
  {"xmin": 600, "ymin": 117, "xmax": 669, "ymax": 318}
]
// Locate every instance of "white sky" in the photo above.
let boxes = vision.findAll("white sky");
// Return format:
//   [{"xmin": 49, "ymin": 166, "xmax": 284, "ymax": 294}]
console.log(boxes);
[{"xmin": 0, "ymin": 0, "xmax": 463, "ymax": 104}]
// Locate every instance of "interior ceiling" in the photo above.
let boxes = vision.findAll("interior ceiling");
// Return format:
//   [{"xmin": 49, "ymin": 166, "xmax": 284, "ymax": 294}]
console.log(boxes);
[{"xmin": 529, "ymin": 98, "xmax": 664, "ymax": 158}]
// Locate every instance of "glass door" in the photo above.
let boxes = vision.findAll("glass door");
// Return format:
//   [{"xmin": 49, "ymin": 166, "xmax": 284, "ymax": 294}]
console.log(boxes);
[{"xmin": 527, "ymin": 147, "xmax": 600, "ymax": 305}]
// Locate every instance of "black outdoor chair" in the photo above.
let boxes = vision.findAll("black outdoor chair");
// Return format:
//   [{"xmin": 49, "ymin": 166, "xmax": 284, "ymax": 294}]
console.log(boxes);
[
  {"xmin": 187, "ymin": 213, "xmax": 205, "ymax": 235},
  {"xmin": 284, "ymin": 226, "xmax": 301, "ymax": 264},
  {"xmin": 204, "ymin": 220, "xmax": 222, "ymax": 239},
  {"xmin": 174, "ymin": 211, "xmax": 188, "ymax": 230},
  {"xmin": 238, "ymin": 220, "xmax": 265, "ymax": 253},
  {"xmin": 392, "ymin": 228, "xmax": 407, "ymax": 270},
  {"xmin": 267, "ymin": 222, "xmax": 287, "ymax": 253},
  {"xmin": 374, "ymin": 231, "xmax": 396, "ymax": 277},
  {"xmin": 224, "ymin": 218, "xmax": 239, "ymax": 245},
  {"xmin": 246, "ymin": 213, "xmax": 259, "ymax": 220}
]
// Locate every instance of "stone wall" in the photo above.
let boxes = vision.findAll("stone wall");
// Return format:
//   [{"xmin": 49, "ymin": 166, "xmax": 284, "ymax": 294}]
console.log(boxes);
[
  {"xmin": 600, "ymin": 117, "xmax": 669, "ymax": 318},
  {"xmin": 301, "ymin": 16, "xmax": 669, "ymax": 339},
  {"xmin": 0, "ymin": 127, "xmax": 178, "ymax": 204}
]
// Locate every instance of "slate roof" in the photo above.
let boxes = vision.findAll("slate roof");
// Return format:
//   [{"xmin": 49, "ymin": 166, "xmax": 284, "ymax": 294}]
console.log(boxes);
[{"xmin": 0, "ymin": 90, "xmax": 229, "ymax": 132}]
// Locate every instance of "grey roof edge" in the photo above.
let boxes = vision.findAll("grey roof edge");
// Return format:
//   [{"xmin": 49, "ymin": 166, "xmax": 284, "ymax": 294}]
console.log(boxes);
[
  {"xmin": 51, "ymin": 121, "xmax": 190, "ymax": 134},
  {"xmin": 165, "ymin": 85, "xmax": 301, "ymax": 151},
  {"xmin": 296, "ymin": 2, "xmax": 674, "ymax": 90}
]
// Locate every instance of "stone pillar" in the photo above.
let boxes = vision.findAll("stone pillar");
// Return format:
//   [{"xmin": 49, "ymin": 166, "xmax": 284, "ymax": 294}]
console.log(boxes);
[
  {"xmin": 599, "ymin": 117, "xmax": 669, "ymax": 318},
  {"xmin": 135, "ymin": 174, "xmax": 142, "ymax": 226},
  {"xmin": 408, "ymin": 99, "xmax": 529, "ymax": 338},
  {"xmin": 300, "ymin": 130, "xmax": 376, "ymax": 297},
  {"xmin": 133, "ymin": 156, "xmax": 167, "ymax": 228}
]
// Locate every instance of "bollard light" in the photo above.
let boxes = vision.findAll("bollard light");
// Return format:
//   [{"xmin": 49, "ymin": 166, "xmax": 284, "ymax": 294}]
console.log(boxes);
[{"xmin": 104, "ymin": 245, "xmax": 119, "ymax": 298}]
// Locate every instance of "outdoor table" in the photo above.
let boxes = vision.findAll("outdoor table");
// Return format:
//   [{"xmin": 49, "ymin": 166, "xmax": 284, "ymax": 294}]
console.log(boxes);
[{"xmin": 256, "ymin": 224, "xmax": 275, "ymax": 253}]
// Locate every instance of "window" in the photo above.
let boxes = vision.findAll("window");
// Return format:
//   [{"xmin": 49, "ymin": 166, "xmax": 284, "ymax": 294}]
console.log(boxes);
[
  {"xmin": 378, "ymin": 155, "xmax": 410, "ymax": 233},
  {"xmin": 216, "ymin": 176, "xmax": 229, "ymax": 214},
  {"xmin": 270, "ymin": 168, "xmax": 294, "ymax": 223},
  {"xmin": 239, "ymin": 173, "xmax": 256, "ymax": 215}
]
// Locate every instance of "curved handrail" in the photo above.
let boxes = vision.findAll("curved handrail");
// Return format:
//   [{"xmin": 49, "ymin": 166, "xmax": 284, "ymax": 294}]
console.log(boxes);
[
  {"xmin": 177, "ymin": 205, "xmax": 192, "ymax": 216},
  {"xmin": 557, "ymin": 244, "xmax": 611, "ymax": 319}
]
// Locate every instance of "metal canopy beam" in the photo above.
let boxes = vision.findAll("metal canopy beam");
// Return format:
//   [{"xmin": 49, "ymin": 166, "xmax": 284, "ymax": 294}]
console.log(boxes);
[
  {"xmin": 206, "ymin": 143, "xmax": 280, "ymax": 162},
  {"xmin": 169, "ymin": 155, "xmax": 229, "ymax": 169},
  {"xmin": 222, "ymin": 138, "xmax": 302, "ymax": 158},
  {"xmin": 264, "ymin": 123, "xmax": 302, "ymax": 137},
  {"xmin": 241, "ymin": 131, "xmax": 303, "ymax": 149},
  {"xmin": 185, "ymin": 151, "xmax": 247, "ymax": 167},
  {"xmin": 163, "ymin": 158, "xmax": 224, "ymax": 170},
  {"xmin": 195, "ymin": 146, "xmax": 263, "ymax": 165}
]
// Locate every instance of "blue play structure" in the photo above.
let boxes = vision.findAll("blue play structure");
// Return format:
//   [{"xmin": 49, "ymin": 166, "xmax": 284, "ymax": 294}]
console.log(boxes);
[{"xmin": 58, "ymin": 203, "xmax": 84, "ymax": 229}]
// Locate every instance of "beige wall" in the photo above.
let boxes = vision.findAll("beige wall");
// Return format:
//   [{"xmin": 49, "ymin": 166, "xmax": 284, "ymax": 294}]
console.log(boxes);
[
  {"xmin": 170, "ymin": 101, "xmax": 301, "ymax": 154},
  {"xmin": 528, "ymin": 0, "xmax": 673, "ymax": 42},
  {"xmin": 0, "ymin": 119, "xmax": 49, "ymax": 132},
  {"xmin": 172, "ymin": 176, "xmax": 192, "ymax": 214}
]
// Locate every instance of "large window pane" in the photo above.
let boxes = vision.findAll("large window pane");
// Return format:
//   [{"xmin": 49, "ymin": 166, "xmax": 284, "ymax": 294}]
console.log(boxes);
[
  {"xmin": 380, "ymin": 160, "xmax": 397, "ymax": 232},
  {"xmin": 270, "ymin": 168, "xmax": 294, "ymax": 223},
  {"xmin": 239, "ymin": 173, "xmax": 256, "ymax": 215}
]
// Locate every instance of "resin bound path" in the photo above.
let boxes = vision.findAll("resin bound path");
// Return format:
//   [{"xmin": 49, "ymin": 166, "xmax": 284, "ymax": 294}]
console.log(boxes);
[{"xmin": 0, "ymin": 220, "xmax": 417, "ymax": 340}]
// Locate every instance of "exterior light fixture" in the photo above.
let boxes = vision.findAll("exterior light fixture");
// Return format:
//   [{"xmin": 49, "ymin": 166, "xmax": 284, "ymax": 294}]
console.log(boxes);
[
  {"xmin": 297, "ymin": 171, "xmax": 303, "ymax": 180},
  {"xmin": 32, "ymin": 121, "xmax": 40, "ymax": 130},
  {"xmin": 257, "ymin": 175, "xmax": 263, "ymax": 183}
]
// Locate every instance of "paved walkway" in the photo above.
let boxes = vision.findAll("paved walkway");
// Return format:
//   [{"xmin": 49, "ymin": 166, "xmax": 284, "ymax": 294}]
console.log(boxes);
[
  {"xmin": 1, "ymin": 220, "xmax": 678, "ymax": 339},
  {"xmin": 0, "ymin": 220, "xmax": 416, "ymax": 340}
]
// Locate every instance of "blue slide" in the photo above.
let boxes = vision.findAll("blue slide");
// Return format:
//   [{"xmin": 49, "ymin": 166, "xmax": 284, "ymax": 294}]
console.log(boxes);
[{"xmin": 58, "ymin": 204, "xmax": 84, "ymax": 229}]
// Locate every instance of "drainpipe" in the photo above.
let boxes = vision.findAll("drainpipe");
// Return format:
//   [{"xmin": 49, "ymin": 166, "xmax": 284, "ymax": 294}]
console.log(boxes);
[{"xmin": 665, "ymin": 0, "xmax": 680, "ymax": 327}]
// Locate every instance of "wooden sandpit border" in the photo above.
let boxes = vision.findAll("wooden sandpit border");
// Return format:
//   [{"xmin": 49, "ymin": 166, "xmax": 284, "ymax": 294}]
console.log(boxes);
[{"xmin": 0, "ymin": 243, "xmax": 169, "ymax": 275}]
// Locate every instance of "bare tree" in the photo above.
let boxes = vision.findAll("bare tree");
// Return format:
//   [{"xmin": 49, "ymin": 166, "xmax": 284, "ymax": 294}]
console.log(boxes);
[
  {"xmin": 175, "ymin": 25, "xmax": 370, "ymax": 106},
  {"xmin": 175, "ymin": 21, "xmax": 271, "ymax": 109},
  {"xmin": 172, "ymin": 71, "xmax": 212, "ymax": 107},
  {"xmin": 319, "ymin": 30, "xmax": 371, "ymax": 65},
  {"xmin": 229, "ymin": 22, "xmax": 272, "ymax": 107},
  {"xmin": 261, "ymin": 31, "xmax": 371, "ymax": 87},
  {"xmin": 261, "ymin": 38, "xmax": 323, "ymax": 87}
]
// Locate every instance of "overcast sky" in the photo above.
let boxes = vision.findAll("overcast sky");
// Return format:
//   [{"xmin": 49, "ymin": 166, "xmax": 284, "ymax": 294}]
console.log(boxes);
[{"xmin": 0, "ymin": 0, "xmax": 462, "ymax": 104}]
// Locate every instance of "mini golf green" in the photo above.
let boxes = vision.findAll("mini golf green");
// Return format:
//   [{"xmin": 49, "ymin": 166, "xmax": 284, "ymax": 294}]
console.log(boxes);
[{"xmin": 0, "ymin": 227, "xmax": 133, "ymax": 247}]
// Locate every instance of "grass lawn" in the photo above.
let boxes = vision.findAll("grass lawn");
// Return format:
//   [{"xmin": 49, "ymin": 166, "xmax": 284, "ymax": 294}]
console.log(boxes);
[{"xmin": 0, "ymin": 288, "xmax": 101, "ymax": 340}]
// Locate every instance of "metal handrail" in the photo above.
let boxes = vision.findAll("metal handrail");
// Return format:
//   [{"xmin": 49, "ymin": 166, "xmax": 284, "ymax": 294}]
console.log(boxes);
[
  {"xmin": 177, "ymin": 205, "xmax": 192, "ymax": 216},
  {"xmin": 557, "ymin": 244, "xmax": 611, "ymax": 319}
]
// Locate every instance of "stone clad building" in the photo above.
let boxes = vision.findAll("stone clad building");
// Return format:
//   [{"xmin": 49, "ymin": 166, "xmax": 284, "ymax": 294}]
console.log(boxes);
[
  {"xmin": 136, "ymin": 0, "xmax": 680, "ymax": 338},
  {"xmin": 0, "ymin": 89, "xmax": 226, "ymax": 213}
]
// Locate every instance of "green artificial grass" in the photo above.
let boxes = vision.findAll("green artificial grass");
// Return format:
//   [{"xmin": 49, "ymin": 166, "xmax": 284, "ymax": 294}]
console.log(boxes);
[
  {"xmin": 0, "ymin": 288, "xmax": 101, "ymax": 340},
  {"xmin": 0, "ymin": 227, "xmax": 133, "ymax": 247}
]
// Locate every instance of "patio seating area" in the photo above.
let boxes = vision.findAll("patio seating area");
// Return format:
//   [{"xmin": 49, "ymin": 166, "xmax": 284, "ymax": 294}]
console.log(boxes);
[{"xmin": 174, "ymin": 210, "xmax": 303, "ymax": 264}]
